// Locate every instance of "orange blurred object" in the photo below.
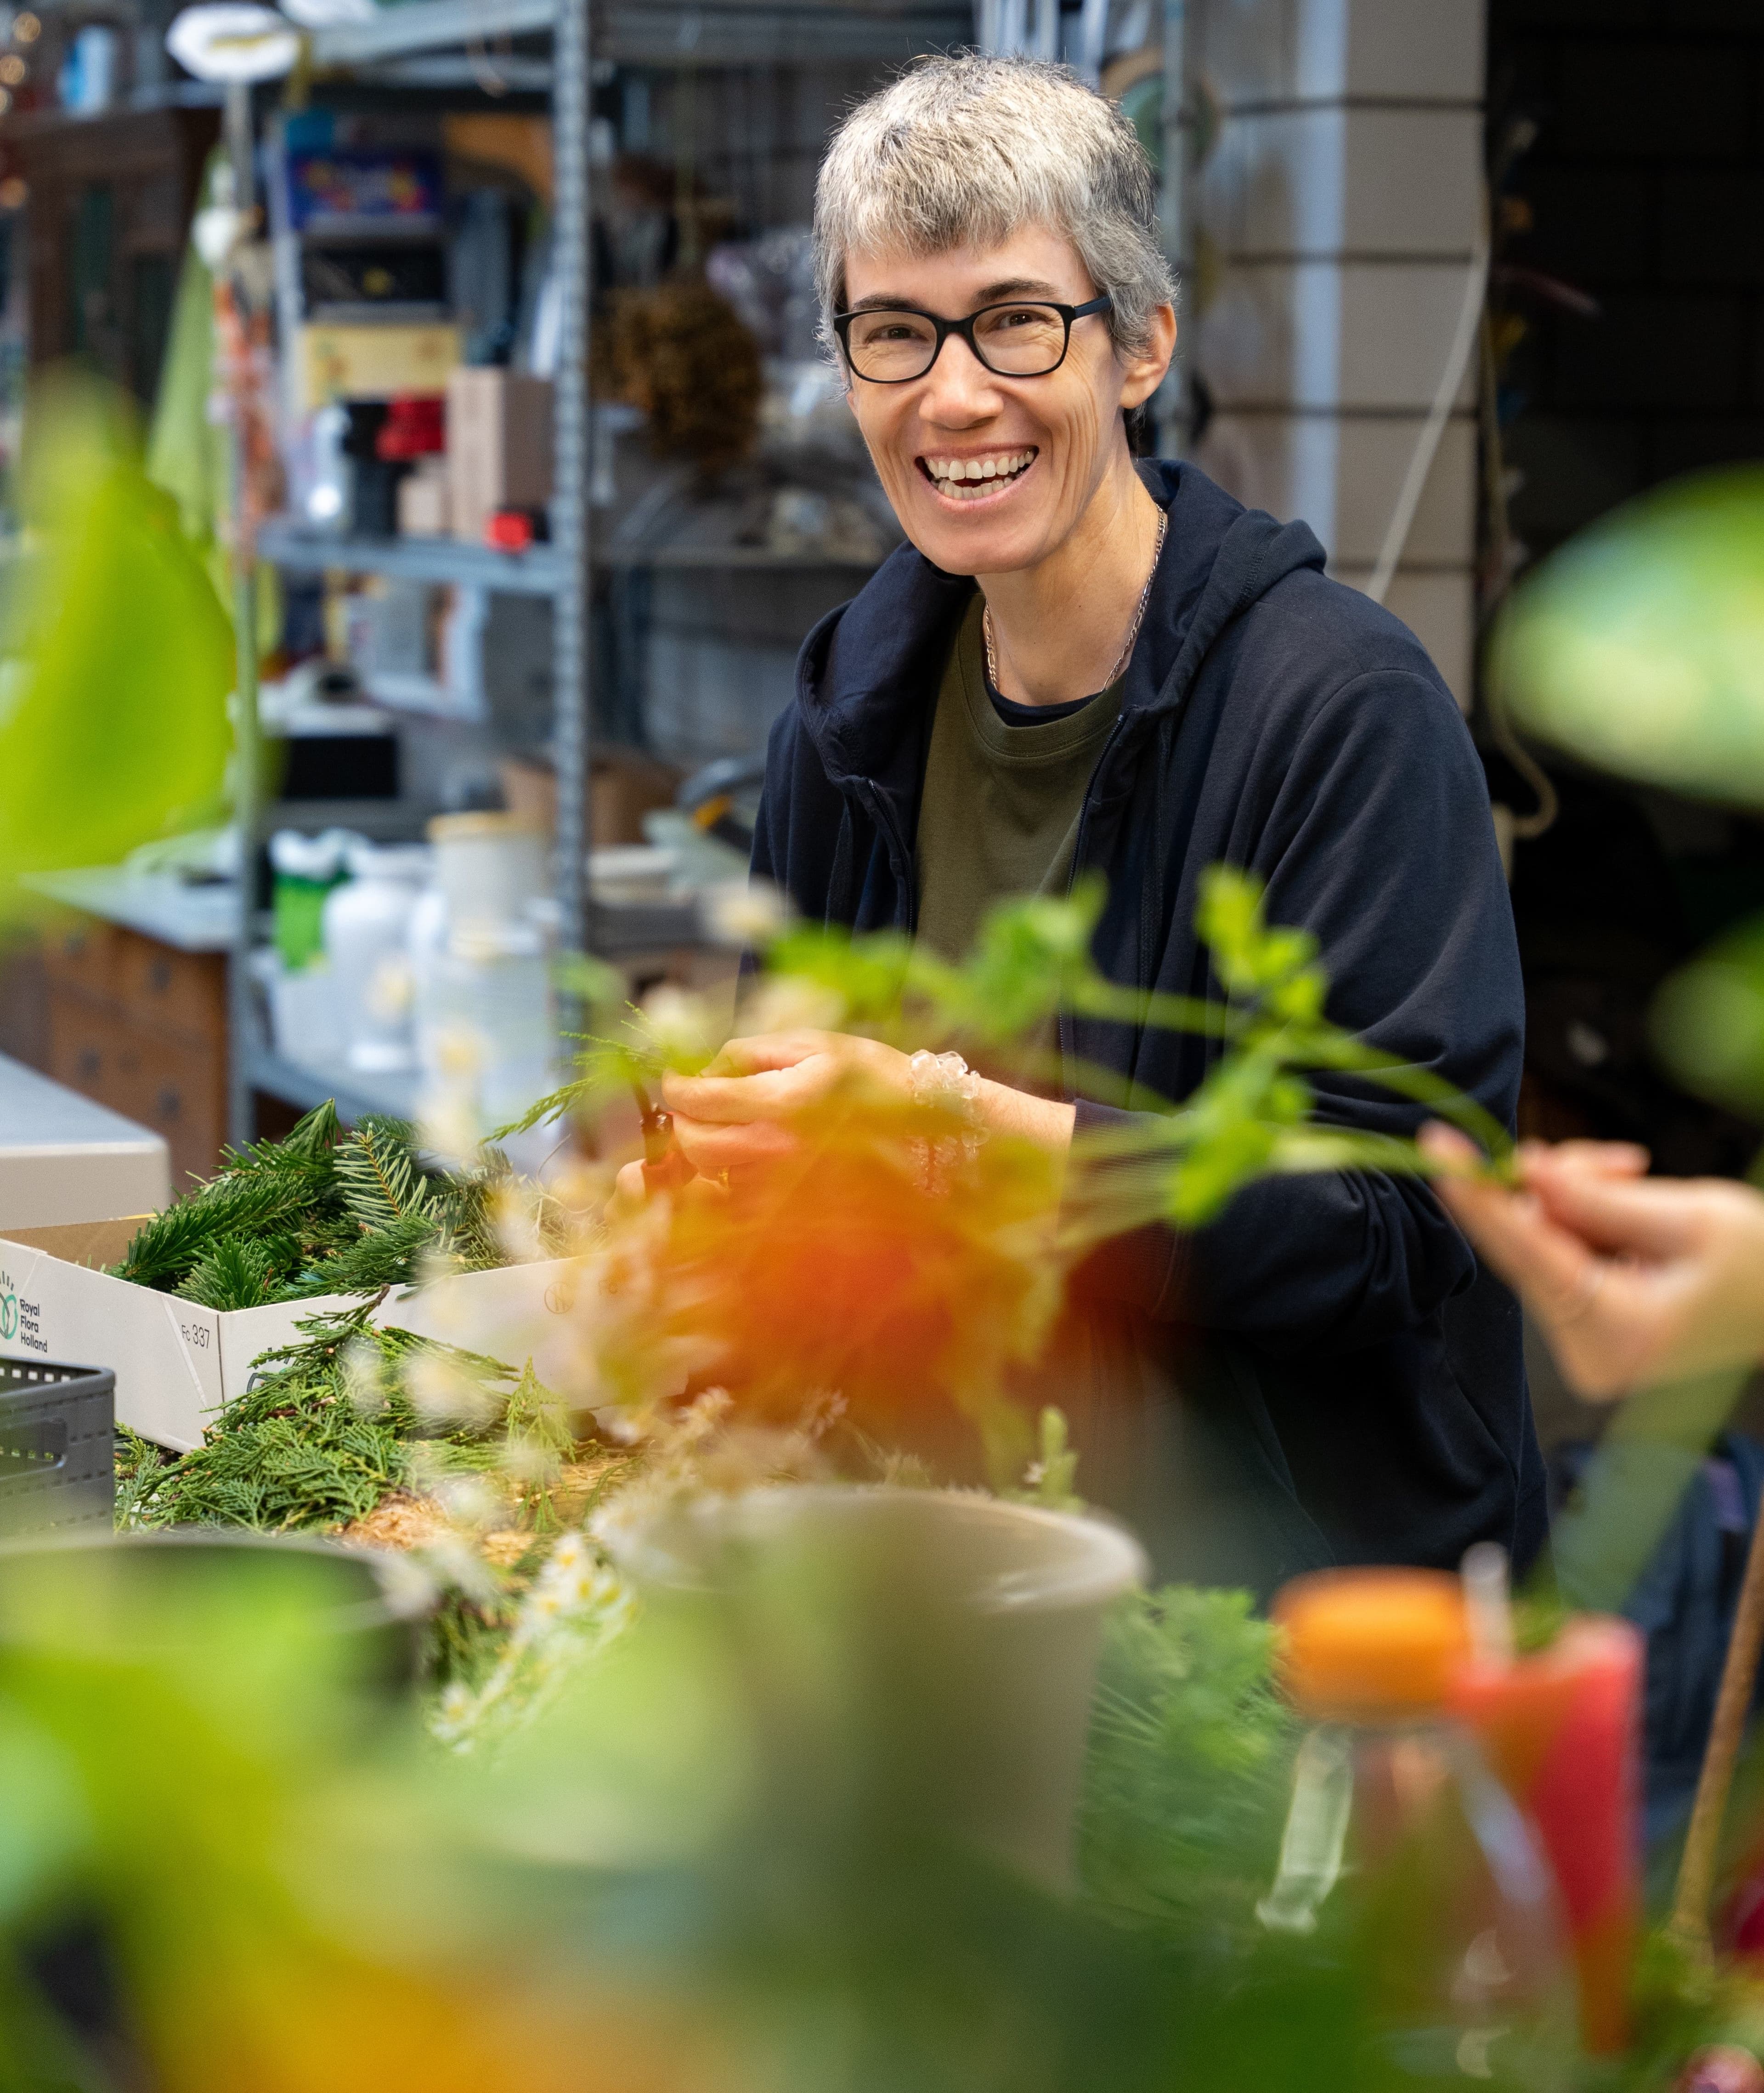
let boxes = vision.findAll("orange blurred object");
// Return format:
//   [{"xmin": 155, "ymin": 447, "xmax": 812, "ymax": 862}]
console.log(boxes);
[
  {"xmin": 1272, "ymin": 1568, "xmax": 1470, "ymax": 1722},
  {"xmin": 596, "ymin": 1090, "xmax": 1064, "ymax": 1458},
  {"xmin": 1452, "ymin": 1616, "xmax": 1643, "ymax": 2056}
]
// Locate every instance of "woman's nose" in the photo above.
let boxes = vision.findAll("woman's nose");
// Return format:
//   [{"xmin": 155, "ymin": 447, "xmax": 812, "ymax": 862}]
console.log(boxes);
[{"xmin": 917, "ymin": 331, "xmax": 1003, "ymax": 426}]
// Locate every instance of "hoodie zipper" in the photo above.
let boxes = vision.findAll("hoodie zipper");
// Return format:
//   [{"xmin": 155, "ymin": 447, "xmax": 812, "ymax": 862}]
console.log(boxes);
[
  {"xmin": 1056, "ymin": 711, "xmax": 1136, "ymax": 1090},
  {"xmin": 853, "ymin": 777, "xmax": 918, "ymax": 931}
]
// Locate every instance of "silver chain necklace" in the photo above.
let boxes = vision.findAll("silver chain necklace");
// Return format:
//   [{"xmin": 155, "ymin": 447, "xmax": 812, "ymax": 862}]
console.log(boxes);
[{"xmin": 983, "ymin": 505, "xmax": 1168, "ymax": 702}]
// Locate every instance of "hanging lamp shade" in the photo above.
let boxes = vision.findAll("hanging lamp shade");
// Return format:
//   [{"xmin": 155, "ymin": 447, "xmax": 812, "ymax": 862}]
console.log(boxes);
[
  {"xmin": 165, "ymin": 3, "xmax": 300, "ymax": 81},
  {"xmin": 1490, "ymin": 465, "xmax": 1764, "ymax": 813}
]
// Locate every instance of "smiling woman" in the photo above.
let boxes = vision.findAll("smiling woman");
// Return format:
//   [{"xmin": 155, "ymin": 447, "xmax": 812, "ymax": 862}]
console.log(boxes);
[
  {"xmin": 616, "ymin": 55, "xmax": 1538, "ymax": 1596},
  {"xmin": 814, "ymin": 56, "xmax": 1175, "ymax": 707}
]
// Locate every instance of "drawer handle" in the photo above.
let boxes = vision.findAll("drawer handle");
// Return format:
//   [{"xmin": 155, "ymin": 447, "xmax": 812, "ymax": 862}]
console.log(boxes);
[
  {"xmin": 148, "ymin": 960, "xmax": 172, "ymax": 993},
  {"xmin": 156, "ymin": 1088, "xmax": 182, "ymax": 1121},
  {"xmin": 77, "ymin": 1049, "xmax": 100, "ymax": 1079}
]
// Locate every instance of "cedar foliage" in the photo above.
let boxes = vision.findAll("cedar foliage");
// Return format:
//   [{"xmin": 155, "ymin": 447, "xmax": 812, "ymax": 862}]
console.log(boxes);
[{"xmin": 115, "ymin": 1307, "xmax": 528, "ymax": 1534}]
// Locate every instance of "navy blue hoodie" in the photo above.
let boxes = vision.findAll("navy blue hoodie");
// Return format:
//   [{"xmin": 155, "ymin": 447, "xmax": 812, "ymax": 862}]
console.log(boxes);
[{"xmin": 753, "ymin": 458, "xmax": 1546, "ymax": 1595}]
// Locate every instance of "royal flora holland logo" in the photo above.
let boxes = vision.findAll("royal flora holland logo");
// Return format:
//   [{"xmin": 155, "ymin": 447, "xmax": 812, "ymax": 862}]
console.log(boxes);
[{"xmin": 0, "ymin": 1270, "xmax": 45, "ymax": 1353}]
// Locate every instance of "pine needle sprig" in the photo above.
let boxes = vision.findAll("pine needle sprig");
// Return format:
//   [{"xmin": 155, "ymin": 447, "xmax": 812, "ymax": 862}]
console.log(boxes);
[
  {"xmin": 219, "ymin": 1099, "xmax": 341, "ymax": 1173},
  {"xmin": 335, "ymin": 1115, "xmax": 441, "ymax": 1234},
  {"xmin": 114, "ymin": 1102, "xmax": 352, "ymax": 1291},
  {"xmin": 283, "ymin": 1214, "xmax": 436, "ymax": 1299},
  {"xmin": 117, "ymin": 1171, "xmax": 331, "ymax": 1290},
  {"xmin": 176, "ymin": 1238, "xmax": 276, "ymax": 1312}
]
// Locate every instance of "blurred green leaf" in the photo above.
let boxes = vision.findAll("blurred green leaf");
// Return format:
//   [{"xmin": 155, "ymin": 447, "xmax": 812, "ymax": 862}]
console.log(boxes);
[
  {"xmin": 1491, "ymin": 465, "xmax": 1764, "ymax": 810},
  {"xmin": 0, "ymin": 371, "xmax": 234, "ymax": 906},
  {"xmin": 1650, "ymin": 911, "xmax": 1764, "ymax": 1122},
  {"xmin": 1080, "ymin": 1586, "xmax": 1292, "ymax": 1935}
]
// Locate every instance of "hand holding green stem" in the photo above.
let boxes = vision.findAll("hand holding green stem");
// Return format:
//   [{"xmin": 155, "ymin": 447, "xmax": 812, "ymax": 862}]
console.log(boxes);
[{"xmin": 519, "ymin": 864, "xmax": 1515, "ymax": 1238}]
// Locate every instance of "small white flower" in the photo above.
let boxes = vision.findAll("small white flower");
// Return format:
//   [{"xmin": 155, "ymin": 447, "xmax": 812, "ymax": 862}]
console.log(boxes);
[
  {"xmin": 404, "ymin": 1353, "xmax": 499, "ymax": 1432},
  {"xmin": 635, "ymin": 984, "xmax": 718, "ymax": 1066},
  {"xmin": 703, "ymin": 878, "xmax": 793, "ymax": 949},
  {"xmin": 341, "ymin": 1337, "xmax": 386, "ymax": 1416},
  {"xmin": 436, "ymin": 1475, "xmax": 499, "ymax": 1531},
  {"xmin": 737, "ymin": 975, "xmax": 848, "ymax": 1037},
  {"xmin": 418, "ymin": 1091, "xmax": 484, "ymax": 1173},
  {"xmin": 435, "ymin": 1022, "xmax": 485, "ymax": 1080}
]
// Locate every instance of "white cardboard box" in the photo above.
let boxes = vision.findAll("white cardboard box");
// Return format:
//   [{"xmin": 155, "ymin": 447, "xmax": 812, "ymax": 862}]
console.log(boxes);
[{"xmin": 0, "ymin": 1218, "xmax": 582, "ymax": 1453}]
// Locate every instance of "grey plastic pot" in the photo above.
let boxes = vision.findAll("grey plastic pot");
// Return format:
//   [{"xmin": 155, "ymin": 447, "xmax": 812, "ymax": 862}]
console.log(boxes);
[{"xmin": 607, "ymin": 1484, "xmax": 1148, "ymax": 1891}]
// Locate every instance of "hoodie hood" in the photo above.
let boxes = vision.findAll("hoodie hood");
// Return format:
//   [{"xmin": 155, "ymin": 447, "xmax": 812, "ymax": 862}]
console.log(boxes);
[{"xmin": 792, "ymin": 458, "xmax": 1327, "ymax": 794}]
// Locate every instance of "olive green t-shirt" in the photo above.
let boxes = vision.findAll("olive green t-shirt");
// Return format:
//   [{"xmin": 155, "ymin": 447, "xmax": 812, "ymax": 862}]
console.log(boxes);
[{"xmin": 914, "ymin": 594, "xmax": 1125, "ymax": 963}]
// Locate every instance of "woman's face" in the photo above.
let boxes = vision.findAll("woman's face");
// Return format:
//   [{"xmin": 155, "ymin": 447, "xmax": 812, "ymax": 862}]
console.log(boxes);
[{"xmin": 839, "ymin": 223, "xmax": 1170, "ymax": 577}]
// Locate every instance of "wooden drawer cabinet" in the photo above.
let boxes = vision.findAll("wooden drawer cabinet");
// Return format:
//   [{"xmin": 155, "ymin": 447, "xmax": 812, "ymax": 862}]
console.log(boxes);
[
  {"xmin": 44, "ymin": 918, "xmax": 128, "ymax": 1004},
  {"xmin": 116, "ymin": 936, "xmax": 226, "ymax": 1049},
  {"xmin": 42, "ymin": 916, "xmax": 226, "ymax": 1194}
]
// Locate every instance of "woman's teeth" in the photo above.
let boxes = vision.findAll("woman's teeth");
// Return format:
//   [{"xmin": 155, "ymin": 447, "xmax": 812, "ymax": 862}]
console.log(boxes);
[{"xmin": 923, "ymin": 449, "xmax": 1036, "ymax": 500}]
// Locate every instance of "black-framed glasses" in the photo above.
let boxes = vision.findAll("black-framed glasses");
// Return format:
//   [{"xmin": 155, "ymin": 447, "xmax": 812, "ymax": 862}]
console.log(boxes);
[{"xmin": 832, "ymin": 293, "xmax": 1113, "ymax": 383}]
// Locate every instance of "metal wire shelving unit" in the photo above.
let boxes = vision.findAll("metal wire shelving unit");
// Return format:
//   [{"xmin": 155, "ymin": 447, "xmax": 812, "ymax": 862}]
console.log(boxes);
[{"xmin": 235, "ymin": 0, "xmax": 968, "ymax": 1138}]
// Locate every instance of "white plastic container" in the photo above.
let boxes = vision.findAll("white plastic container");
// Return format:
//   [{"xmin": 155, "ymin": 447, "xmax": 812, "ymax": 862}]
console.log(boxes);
[
  {"xmin": 411, "ymin": 815, "xmax": 554, "ymax": 1125},
  {"xmin": 607, "ymin": 1485, "xmax": 1148, "ymax": 1889},
  {"xmin": 252, "ymin": 948, "xmax": 345, "ymax": 1066},
  {"xmin": 322, "ymin": 842, "xmax": 430, "ymax": 1073}
]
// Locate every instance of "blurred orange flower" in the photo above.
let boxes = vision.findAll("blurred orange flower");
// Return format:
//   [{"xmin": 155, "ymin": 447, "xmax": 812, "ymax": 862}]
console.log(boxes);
[{"xmin": 592, "ymin": 1095, "xmax": 1067, "ymax": 1464}]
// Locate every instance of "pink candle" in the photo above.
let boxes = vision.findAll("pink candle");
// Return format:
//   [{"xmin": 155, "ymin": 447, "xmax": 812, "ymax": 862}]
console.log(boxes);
[{"xmin": 1452, "ymin": 1616, "xmax": 1644, "ymax": 2056}]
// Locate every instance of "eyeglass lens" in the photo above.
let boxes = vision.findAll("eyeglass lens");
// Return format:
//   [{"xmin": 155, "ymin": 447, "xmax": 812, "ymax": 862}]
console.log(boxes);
[{"xmin": 844, "ymin": 304, "xmax": 1070, "ymax": 380}]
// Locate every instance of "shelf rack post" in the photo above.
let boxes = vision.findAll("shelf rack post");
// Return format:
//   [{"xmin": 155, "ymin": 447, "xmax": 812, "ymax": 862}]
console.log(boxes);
[
  {"xmin": 226, "ymin": 77, "xmax": 262, "ymax": 1149},
  {"xmin": 1157, "ymin": 0, "xmax": 1191, "ymax": 459},
  {"xmin": 552, "ymin": 0, "xmax": 593, "ymax": 975}
]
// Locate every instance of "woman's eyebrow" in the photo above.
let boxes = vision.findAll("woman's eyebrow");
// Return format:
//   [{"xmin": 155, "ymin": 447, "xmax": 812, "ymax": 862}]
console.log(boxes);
[
  {"xmin": 843, "ymin": 277, "xmax": 1068, "ymax": 312},
  {"xmin": 976, "ymin": 277, "xmax": 1064, "ymax": 301}
]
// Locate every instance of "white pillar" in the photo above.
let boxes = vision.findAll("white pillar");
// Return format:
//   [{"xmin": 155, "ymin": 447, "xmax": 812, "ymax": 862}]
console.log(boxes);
[{"xmin": 1188, "ymin": 0, "xmax": 1485, "ymax": 706}]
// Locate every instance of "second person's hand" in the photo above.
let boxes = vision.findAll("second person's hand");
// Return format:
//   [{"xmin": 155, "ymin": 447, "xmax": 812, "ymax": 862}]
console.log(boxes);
[{"xmin": 1421, "ymin": 1126, "xmax": 1764, "ymax": 1397}]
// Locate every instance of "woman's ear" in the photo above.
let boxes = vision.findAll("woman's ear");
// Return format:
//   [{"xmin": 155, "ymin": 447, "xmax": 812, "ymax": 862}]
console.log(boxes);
[{"xmin": 1119, "ymin": 302, "xmax": 1177, "ymax": 410}]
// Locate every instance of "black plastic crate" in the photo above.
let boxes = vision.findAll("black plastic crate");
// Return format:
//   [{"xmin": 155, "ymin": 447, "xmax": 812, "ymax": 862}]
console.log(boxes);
[{"xmin": 0, "ymin": 1361, "xmax": 113, "ymax": 1536}]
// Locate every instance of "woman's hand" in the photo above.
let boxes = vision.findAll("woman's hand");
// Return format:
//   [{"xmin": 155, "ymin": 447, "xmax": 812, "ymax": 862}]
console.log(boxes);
[
  {"xmin": 591, "ymin": 1030, "xmax": 1081, "ymax": 1200},
  {"xmin": 1420, "ymin": 1126, "xmax": 1764, "ymax": 1398},
  {"xmin": 662, "ymin": 1031, "xmax": 913, "ymax": 1175}
]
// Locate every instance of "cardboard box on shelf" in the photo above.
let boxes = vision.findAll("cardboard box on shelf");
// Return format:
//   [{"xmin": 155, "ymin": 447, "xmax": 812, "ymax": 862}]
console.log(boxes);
[
  {"xmin": 447, "ymin": 368, "xmax": 553, "ymax": 545},
  {"xmin": 0, "ymin": 1217, "xmax": 583, "ymax": 1452},
  {"xmin": 498, "ymin": 747, "xmax": 683, "ymax": 846},
  {"xmin": 396, "ymin": 455, "xmax": 451, "ymax": 536},
  {"xmin": 297, "ymin": 322, "xmax": 462, "ymax": 411}
]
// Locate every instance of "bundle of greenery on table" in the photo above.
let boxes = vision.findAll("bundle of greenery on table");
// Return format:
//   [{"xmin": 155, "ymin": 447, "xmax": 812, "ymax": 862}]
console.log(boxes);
[
  {"xmin": 114, "ymin": 1307, "xmax": 575, "ymax": 1535},
  {"xmin": 108, "ymin": 1100, "xmax": 608, "ymax": 1687},
  {"xmin": 110, "ymin": 1100, "xmax": 532, "ymax": 1310}
]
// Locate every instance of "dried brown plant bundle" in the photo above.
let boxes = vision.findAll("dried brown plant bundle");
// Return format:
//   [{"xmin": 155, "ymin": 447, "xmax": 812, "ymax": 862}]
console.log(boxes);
[{"xmin": 607, "ymin": 279, "xmax": 763, "ymax": 476}]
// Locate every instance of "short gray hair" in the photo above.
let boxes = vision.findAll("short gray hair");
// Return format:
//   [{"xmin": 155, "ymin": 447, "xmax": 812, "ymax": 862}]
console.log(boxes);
[{"xmin": 814, "ymin": 54, "xmax": 1175, "ymax": 362}]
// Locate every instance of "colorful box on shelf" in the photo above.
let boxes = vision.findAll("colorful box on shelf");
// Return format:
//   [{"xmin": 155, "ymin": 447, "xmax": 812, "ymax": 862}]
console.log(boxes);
[
  {"xmin": 296, "ymin": 322, "xmax": 462, "ymax": 410},
  {"xmin": 0, "ymin": 1219, "xmax": 583, "ymax": 1453}
]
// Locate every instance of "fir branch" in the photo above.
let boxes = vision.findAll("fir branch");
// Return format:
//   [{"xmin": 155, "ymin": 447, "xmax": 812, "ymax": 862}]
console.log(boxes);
[
  {"xmin": 176, "ymin": 1237, "xmax": 276, "ymax": 1311},
  {"xmin": 335, "ymin": 1116, "xmax": 440, "ymax": 1233},
  {"xmin": 284, "ymin": 1214, "xmax": 437, "ymax": 1299},
  {"xmin": 219, "ymin": 1098, "xmax": 341, "ymax": 1173},
  {"xmin": 115, "ymin": 1170, "xmax": 336, "ymax": 1290}
]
